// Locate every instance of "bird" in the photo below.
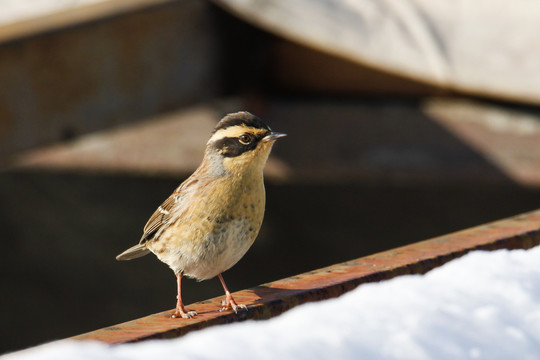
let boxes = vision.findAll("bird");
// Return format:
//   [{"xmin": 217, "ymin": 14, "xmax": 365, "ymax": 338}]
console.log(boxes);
[{"xmin": 116, "ymin": 111, "xmax": 286, "ymax": 318}]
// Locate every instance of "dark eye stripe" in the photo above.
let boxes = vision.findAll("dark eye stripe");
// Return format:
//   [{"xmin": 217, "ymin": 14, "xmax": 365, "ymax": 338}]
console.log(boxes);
[{"xmin": 211, "ymin": 134, "xmax": 265, "ymax": 157}]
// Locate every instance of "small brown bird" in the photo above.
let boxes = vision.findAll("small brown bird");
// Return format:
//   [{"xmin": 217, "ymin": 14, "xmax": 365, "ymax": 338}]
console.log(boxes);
[{"xmin": 116, "ymin": 111, "xmax": 286, "ymax": 318}]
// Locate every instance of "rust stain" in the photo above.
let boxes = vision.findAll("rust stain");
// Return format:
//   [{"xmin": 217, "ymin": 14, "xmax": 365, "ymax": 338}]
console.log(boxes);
[{"xmin": 72, "ymin": 209, "xmax": 540, "ymax": 344}]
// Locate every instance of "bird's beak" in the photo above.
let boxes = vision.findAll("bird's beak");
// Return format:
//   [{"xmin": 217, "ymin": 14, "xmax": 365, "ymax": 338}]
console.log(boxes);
[{"xmin": 263, "ymin": 132, "xmax": 287, "ymax": 142}]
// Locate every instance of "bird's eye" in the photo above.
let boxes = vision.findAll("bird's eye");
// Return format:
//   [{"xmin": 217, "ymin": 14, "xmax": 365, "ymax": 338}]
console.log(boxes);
[{"xmin": 238, "ymin": 133, "xmax": 253, "ymax": 145}]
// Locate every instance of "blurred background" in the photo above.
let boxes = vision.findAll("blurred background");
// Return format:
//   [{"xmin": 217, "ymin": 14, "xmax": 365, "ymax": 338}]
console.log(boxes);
[{"xmin": 1, "ymin": 0, "xmax": 540, "ymax": 354}]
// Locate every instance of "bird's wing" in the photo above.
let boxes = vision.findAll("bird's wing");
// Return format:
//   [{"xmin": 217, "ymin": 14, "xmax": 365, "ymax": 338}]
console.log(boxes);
[
  {"xmin": 140, "ymin": 194, "xmax": 179, "ymax": 244},
  {"xmin": 139, "ymin": 176, "xmax": 200, "ymax": 244}
]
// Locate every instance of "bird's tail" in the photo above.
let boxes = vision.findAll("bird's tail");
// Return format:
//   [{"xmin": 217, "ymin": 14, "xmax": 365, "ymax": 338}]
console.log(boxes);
[{"xmin": 116, "ymin": 244, "xmax": 151, "ymax": 261}]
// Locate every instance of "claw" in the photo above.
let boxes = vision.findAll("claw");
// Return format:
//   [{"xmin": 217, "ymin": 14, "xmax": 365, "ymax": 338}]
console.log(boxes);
[
  {"xmin": 172, "ymin": 309, "xmax": 198, "ymax": 319},
  {"xmin": 220, "ymin": 298, "xmax": 248, "ymax": 314},
  {"xmin": 235, "ymin": 304, "xmax": 248, "ymax": 314}
]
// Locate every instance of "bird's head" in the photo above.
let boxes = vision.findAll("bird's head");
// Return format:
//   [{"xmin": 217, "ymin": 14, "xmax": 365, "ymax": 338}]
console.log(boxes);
[{"xmin": 205, "ymin": 112, "xmax": 286, "ymax": 176}]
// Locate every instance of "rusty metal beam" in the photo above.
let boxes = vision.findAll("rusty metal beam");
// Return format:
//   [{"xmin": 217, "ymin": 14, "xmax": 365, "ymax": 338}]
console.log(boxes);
[{"xmin": 73, "ymin": 209, "xmax": 540, "ymax": 344}]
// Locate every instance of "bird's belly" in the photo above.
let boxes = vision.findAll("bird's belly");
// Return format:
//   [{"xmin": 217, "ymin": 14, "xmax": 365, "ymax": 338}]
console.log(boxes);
[
  {"xmin": 153, "ymin": 217, "xmax": 259, "ymax": 280},
  {"xmin": 190, "ymin": 218, "xmax": 258, "ymax": 279}
]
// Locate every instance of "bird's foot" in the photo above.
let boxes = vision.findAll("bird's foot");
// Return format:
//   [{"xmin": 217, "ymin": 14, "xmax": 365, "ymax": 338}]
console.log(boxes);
[
  {"xmin": 172, "ymin": 308, "xmax": 197, "ymax": 319},
  {"xmin": 220, "ymin": 298, "xmax": 248, "ymax": 314}
]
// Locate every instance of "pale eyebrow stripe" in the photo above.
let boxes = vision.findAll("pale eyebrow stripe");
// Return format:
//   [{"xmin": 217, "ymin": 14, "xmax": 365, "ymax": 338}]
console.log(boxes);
[
  {"xmin": 210, "ymin": 125, "xmax": 246, "ymax": 142},
  {"xmin": 209, "ymin": 125, "xmax": 267, "ymax": 142}
]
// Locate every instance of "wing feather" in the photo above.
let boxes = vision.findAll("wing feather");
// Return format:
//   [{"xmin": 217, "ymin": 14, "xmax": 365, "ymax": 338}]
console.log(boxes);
[{"xmin": 139, "ymin": 176, "xmax": 200, "ymax": 244}]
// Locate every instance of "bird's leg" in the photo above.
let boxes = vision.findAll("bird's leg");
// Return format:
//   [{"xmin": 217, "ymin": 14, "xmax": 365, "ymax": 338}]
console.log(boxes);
[
  {"xmin": 218, "ymin": 273, "xmax": 247, "ymax": 313},
  {"xmin": 172, "ymin": 272, "xmax": 197, "ymax": 319}
]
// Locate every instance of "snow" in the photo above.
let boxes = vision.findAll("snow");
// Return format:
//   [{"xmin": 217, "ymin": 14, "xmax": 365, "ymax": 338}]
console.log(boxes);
[
  {"xmin": 4, "ymin": 246, "xmax": 540, "ymax": 359},
  {"xmin": 0, "ymin": 0, "xmax": 107, "ymax": 26}
]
